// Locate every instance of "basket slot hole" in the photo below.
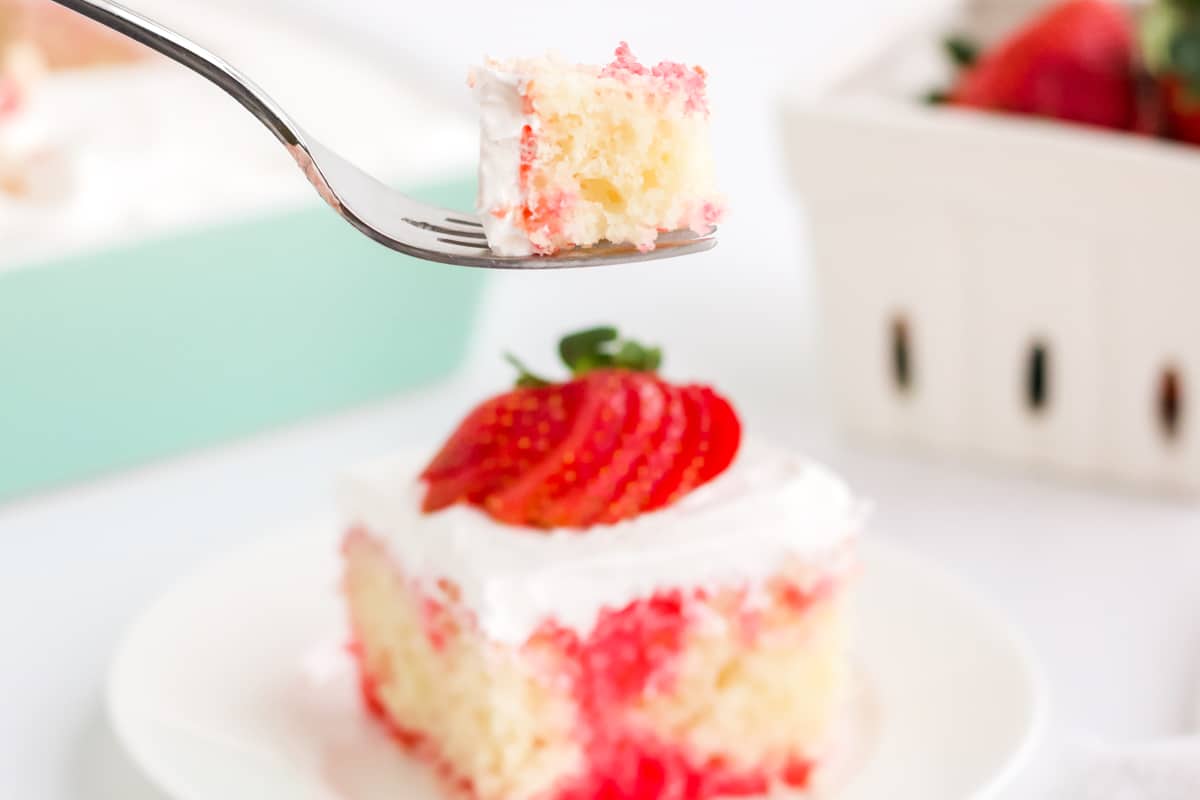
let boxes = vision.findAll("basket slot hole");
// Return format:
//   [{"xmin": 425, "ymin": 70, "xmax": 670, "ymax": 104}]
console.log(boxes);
[
  {"xmin": 890, "ymin": 315, "xmax": 913, "ymax": 394},
  {"xmin": 1025, "ymin": 340, "xmax": 1050, "ymax": 414},
  {"xmin": 1158, "ymin": 366, "xmax": 1184, "ymax": 442}
]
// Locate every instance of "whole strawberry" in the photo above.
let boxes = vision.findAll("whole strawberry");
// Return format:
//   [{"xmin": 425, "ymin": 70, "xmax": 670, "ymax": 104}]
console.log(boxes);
[
  {"xmin": 421, "ymin": 327, "xmax": 741, "ymax": 529},
  {"xmin": 1141, "ymin": 0, "xmax": 1200, "ymax": 143},
  {"xmin": 950, "ymin": 0, "xmax": 1136, "ymax": 130}
]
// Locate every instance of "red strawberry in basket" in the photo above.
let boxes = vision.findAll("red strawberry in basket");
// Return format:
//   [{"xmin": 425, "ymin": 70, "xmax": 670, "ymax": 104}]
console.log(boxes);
[
  {"xmin": 951, "ymin": 0, "xmax": 1136, "ymax": 130},
  {"xmin": 422, "ymin": 327, "xmax": 741, "ymax": 529},
  {"xmin": 1161, "ymin": 76, "xmax": 1200, "ymax": 144},
  {"xmin": 1139, "ymin": 1, "xmax": 1200, "ymax": 144}
]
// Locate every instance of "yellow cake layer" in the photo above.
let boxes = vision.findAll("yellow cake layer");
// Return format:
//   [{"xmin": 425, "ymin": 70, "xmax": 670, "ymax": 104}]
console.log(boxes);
[
  {"xmin": 523, "ymin": 71, "xmax": 720, "ymax": 252},
  {"xmin": 345, "ymin": 531, "xmax": 580, "ymax": 800},
  {"xmin": 343, "ymin": 529, "xmax": 850, "ymax": 800},
  {"xmin": 472, "ymin": 47, "xmax": 724, "ymax": 256}
]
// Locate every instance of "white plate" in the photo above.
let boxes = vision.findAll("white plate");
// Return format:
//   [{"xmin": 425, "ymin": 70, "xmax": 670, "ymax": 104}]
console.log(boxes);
[{"xmin": 109, "ymin": 519, "xmax": 1046, "ymax": 800}]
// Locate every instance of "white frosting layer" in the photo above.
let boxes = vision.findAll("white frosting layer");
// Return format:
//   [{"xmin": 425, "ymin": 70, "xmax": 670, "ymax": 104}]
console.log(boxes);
[
  {"xmin": 0, "ymin": 100, "xmax": 71, "ymax": 202},
  {"xmin": 470, "ymin": 64, "xmax": 534, "ymax": 256},
  {"xmin": 338, "ymin": 441, "xmax": 864, "ymax": 644}
]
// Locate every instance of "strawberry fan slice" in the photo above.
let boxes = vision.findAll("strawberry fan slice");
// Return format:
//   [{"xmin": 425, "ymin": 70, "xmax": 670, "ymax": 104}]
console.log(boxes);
[{"xmin": 420, "ymin": 329, "xmax": 742, "ymax": 529}]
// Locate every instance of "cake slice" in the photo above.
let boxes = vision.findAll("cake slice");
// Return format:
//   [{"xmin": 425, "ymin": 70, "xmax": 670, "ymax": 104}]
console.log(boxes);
[
  {"xmin": 0, "ymin": 34, "xmax": 61, "ymax": 202},
  {"xmin": 0, "ymin": 0, "xmax": 147, "ymax": 70},
  {"xmin": 0, "ymin": 0, "xmax": 144, "ymax": 204},
  {"xmin": 340, "ymin": 328, "xmax": 861, "ymax": 800},
  {"xmin": 469, "ymin": 44, "xmax": 724, "ymax": 256}
]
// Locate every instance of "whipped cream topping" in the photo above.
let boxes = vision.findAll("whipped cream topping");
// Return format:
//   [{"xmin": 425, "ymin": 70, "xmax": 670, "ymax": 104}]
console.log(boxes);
[
  {"xmin": 469, "ymin": 64, "xmax": 534, "ymax": 257},
  {"xmin": 338, "ymin": 441, "xmax": 865, "ymax": 644}
]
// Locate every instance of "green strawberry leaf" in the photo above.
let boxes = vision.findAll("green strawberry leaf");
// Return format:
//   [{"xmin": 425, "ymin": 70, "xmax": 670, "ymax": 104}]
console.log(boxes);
[
  {"xmin": 559, "ymin": 327, "xmax": 619, "ymax": 371},
  {"xmin": 943, "ymin": 34, "xmax": 980, "ymax": 68},
  {"xmin": 504, "ymin": 326, "xmax": 664, "ymax": 387},
  {"xmin": 504, "ymin": 353, "xmax": 552, "ymax": 388},
  {"xmin": 924, "ymin": 88, "xmax": 951, "ymax": 105}
]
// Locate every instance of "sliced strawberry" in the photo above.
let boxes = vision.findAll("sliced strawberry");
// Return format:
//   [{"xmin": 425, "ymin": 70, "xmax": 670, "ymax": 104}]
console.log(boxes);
[
  {"xmin": 638, "ymin": 385, "xmax": 743, "ymax": 512},
  {"xmin": 539, "ymin": 373, "xmax": 668, "ymax": 527},
  {"xmin": 644, "ymin": 387, "xmax": 705, "ymax": 512},
  {"xmin": 661, "ymin": 386, "xmax": 719, "ymax": 506},
  {"xmin": 521, "ymin": 373, "xmax": 633, "ymax": 527},
  {"xmin": 598, "ymin": 383, "xmax": 688, "ymax": 524},
  {"xmin": 695, "ymin": 387, "xmax": 741, "ymax": 483},
  {"xmin": 483, "ymin": 371, "xmax": 627, "ymax": 526},
  {"xmin": 421, "ymin": 381, "xmax": 589, "ymax": 512},
  {"xmin": 421, "ymin": 328, "xmax": 743, "ymax": 529}
]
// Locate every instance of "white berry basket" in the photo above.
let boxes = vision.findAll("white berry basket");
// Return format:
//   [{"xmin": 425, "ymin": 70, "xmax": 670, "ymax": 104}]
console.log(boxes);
[{"xmin": 782, "ymin": 0, "xmax": 1200, "ymax": 496}]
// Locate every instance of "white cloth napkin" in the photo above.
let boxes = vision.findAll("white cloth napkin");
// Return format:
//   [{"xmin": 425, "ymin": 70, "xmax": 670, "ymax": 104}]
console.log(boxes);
[
  {"xmin": 1045, "ymin": 737, "xmax": 1200, "ymax": 799},
  {"xmin": 1008, "ymin": 725, "xmax": 1200, "ymax": 800},
  {"xmin": 1004, "ymin": 684, "xmax": 1200, "ymax": 800}
]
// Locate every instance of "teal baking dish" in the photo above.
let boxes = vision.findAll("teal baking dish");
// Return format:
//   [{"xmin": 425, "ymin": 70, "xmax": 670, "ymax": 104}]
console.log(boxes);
[{"xmin": 0, "ymin": 176, "xmax": 485, "ymax": 503}]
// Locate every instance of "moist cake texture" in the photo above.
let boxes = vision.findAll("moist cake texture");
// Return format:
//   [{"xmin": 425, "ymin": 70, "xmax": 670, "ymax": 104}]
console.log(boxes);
[{"xmin": 469, "ymin": 44, "xmax": 724, "ymax": 256}]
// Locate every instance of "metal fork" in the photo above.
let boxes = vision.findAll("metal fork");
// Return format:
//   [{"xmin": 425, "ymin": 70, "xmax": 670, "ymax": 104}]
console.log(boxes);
[{"xmin": 49, "ymin": 0, "xmax": 718, "ymax": 269}]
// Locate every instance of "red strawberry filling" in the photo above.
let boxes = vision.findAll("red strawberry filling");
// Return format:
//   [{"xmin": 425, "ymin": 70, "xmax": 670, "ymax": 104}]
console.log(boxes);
[
  {"xmin": 350, "ymin": 578, "xmax": 821, "ymax": 800},
  {"xmin": 0, "ymin": 79, "xmax": 22, "ymax": 117},
  {"xmin": 600, "ymin": 42, "xmax": 710, "ymax": 117}
]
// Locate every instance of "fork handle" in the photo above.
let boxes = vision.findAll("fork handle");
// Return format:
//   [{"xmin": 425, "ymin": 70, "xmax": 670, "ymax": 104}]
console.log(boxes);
[{"xmin": 48, "ymin": 0, "xmax": 303, "ymax": 148}]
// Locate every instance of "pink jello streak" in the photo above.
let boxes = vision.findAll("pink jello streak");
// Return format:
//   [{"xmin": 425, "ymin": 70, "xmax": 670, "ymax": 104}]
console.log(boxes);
[
  {"xmin": 0, "ymin": 78, "xmax": 24, "ymax": 118},
  {"xmin": 528, "ymin": 588, "xmax": 815, "ymax": 800},
  {"xmin": 516, "ymin": 110, "xmax": 575, "ymax": 255},
  {"xmin": 601, "ymin": 42, "xmax": 710, "ymax": 116},
  {"xmin": 347, "ymin": 525, "xmax": 819, "ymax": 800}
]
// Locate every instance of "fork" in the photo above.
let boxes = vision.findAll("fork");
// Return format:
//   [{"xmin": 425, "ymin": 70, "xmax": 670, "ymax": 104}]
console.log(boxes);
[{"xmin": 49, "ymin": 0, "xmax": 719, "ymax": 269}]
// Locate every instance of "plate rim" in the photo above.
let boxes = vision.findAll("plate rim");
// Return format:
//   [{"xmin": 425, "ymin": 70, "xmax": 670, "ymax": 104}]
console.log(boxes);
[
  {"xmin": 855, "ymin": 539, "xmax": 1049, "ymax": 799},
  {"xmin": 107, "ymin": 517, "xmax": 1048, "ymax": 800}
]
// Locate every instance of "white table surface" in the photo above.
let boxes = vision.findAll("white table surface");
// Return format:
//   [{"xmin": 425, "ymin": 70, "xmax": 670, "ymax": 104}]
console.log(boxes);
[
  {"xmin": 7, "ymin": 220, "xmax": 1200, "ymax": 800},
  {"xmin": 4, "ymin": 1, "xmax": 1200, "ymax": 797}
]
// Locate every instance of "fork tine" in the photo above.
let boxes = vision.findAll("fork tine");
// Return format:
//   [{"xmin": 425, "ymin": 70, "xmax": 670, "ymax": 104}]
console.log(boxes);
[
  {"xmin": 445, "ymin": 216, "xmax": 484, "ymax": 228},
  {"xmin": 428, "ymin": 226, "xmax": 719, "ymax": 263},
  {"xmin": 655, "ymin": 228, "xmax": 713, "ymax": 243},
  {"xmin": 436, "ymin": 237, "xmax": 491, "ymax": 250},
  {"xmin": 402, "ymin": 218, "xmax": 488, "ymax": 238},
  {"xmin": 392, "ymin": 226, "xmax": 717, "ymax": 269}
]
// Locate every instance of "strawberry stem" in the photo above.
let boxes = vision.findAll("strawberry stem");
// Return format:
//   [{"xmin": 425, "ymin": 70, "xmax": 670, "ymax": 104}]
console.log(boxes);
[
  {"xmin": 924, "ymin": 33, "xmax": 979, "ymax": 105},
  {"xmin": 943, "ymin": 34, "xmax": 980, "ymax": 68},
  {"xmin": 559, "ymin": 326, "xmax": 661, "ymax": 375},
  {"xmin": 504, "ymin": 327, "xmax": 663, "ymax": 387},
  {"xmin": 924, "ymin": 88, "xmax": 951, "ymax": 105},
  {"xmin": 613, "ymin": 340, "xmax": 662, "ymax": 372},
  {"xmin": 559, "ymin": 327, "xmax": 619, "ymax": 371},
  {"xmin": 504, "ymin": 353, "xmax": 552, "ymax": 388}
]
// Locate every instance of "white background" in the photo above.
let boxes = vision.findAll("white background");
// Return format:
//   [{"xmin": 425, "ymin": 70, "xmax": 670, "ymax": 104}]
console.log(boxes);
[{"xmin": 2, "ymin": 0, "xmax": 1200, "ymax": 798}]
